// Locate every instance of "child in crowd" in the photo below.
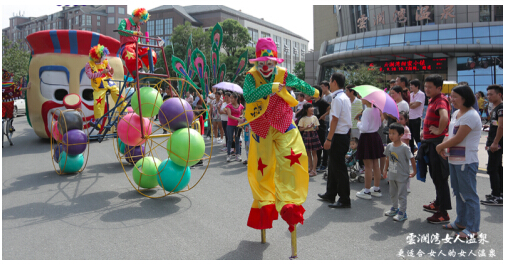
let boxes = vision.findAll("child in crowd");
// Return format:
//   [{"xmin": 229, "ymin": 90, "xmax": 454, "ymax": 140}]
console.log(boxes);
[
  {"xmin": 346, "ymin": 137, "xmax": 359, "ymax": 168},
  {"xmin": 397, "ymin": 111, "xmax": 412, "ymax": 192},
  {"xmin": 295, "ymin": 93, "xmax": 308, "ymax": 123},
  {"xmin": 356, "ymin": 99, "xmax": 385, "ymax": 199},
  {"xmin": 383, "ymin": 123, "xmax": 417, "ymax": 222},
  {"xmin": 298, "ymin": 103, "xmax": 322, "ymax": 177}
]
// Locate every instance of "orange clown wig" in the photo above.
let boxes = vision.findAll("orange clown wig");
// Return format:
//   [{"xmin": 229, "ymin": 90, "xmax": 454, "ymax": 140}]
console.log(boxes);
[
  {"xmin": 132, "ymin": 8, "xmax": 150, "ymax": 23},
  {"xmin": 89, "ymin": 44, "xmax": 110, "ymax": 62}
]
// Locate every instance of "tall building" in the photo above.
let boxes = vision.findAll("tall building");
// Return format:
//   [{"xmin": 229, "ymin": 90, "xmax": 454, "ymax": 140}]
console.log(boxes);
[
  {"xmin": 143, "ymin": 5, "xmax": 309, "ymax": 73},
  {"xmin": 3, "ymin": 5, "xmax": 130, "ymax": 51},
  {"xmin": 307, "ymin": 5, "xmax": 503, "ymax": 91}
]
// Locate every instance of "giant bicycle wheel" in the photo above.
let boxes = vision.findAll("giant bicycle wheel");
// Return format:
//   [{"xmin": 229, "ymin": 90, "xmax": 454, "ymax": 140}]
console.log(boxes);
[{"xmin": 113, "ymin": 76, "xmax": 213, "ymax": 198}]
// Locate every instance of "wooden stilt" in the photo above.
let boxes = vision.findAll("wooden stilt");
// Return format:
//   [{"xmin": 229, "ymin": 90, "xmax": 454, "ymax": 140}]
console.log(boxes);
[
  {"xmin": 290, "ymin": 225, "xmax": 297, "ymax": 259},
  {"xmin": 261, "ymin": 229, "xmax": 266, "ymax": 243}
]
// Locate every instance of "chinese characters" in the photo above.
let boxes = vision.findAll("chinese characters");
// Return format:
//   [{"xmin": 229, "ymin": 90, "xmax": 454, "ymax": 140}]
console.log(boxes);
[
  {"xmin": 441, "ymin": 5, "xmax": 456, "ymax": 20},
  {"xmin": 393, "ymin": 8, "xmax": 407, "ymax": 24},
  {"xmin": 357, "ymin": 14, "xmax": 368, "ymax": 30},
  {"xmin": 374, "ymin": 11, "xmax": 385, "ymax": 26},
  {"xmin": 416, "ymin": 6, "xmax": 432, "ymax": 21}
]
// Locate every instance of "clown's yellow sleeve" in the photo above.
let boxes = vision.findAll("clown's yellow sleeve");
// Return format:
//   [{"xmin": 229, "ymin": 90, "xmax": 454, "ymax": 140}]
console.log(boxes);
[{"xmin": 286, "ymin": 72, "xmax": 319, "ymax": 98}]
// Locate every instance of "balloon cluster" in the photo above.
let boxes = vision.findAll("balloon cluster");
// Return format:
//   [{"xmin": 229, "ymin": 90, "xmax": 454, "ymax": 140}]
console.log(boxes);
[
  {"xmin": 52, "ymin": 110, "xmax": 88, "ymax": 173},
  {"xmin": 116, "ymin": 87, "xmax": 205, "ymax": 194}
]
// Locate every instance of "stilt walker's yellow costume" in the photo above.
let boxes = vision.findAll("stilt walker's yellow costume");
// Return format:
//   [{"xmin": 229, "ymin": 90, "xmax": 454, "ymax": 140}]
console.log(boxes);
[
  {"xmin": 243, "ymin": 38, "xmax": 319, "ymax": 234},
  {"xmin": 85, "ymin": 45, "xmax": 126, "ymax": 126}
]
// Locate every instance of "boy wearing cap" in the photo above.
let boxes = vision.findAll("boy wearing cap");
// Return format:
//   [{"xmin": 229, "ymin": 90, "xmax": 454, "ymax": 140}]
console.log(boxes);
[
  {"xmin": 118, "ymin": 8, "xmax": 157, "ymax": 79},
  {"xmin": 243, "ymin": 37, "xmax": 319, "ymax": 236}
]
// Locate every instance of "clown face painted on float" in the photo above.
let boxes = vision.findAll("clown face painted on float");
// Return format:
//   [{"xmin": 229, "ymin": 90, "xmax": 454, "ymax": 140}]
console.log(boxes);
[{"xmin": 26, "ymin": 30, "xmax": 123, "ymax": 138}]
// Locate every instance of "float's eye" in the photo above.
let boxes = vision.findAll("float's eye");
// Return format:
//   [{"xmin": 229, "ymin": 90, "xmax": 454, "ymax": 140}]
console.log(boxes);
[
  {"xmin": 82, "ymin": 89, "xmax": 94, "ymax": 101},
  {"xmin": 54, "ymin": 89, "xmax": 69, "ymax": 101}
]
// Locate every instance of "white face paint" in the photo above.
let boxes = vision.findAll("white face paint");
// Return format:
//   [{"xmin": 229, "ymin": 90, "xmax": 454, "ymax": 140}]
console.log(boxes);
[{"xmin": 257, "ymin": 60, "xmax": 276, "ymax": 78}]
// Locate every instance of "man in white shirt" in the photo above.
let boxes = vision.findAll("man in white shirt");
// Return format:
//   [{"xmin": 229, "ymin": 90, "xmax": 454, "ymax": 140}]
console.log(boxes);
[
  {"xmin": 409, "ymin": 79, "xmax": 425, "ymax": 153},
  {"xmin": 318, "ymin": 72, "xmax": 352, "ymax": 208}
]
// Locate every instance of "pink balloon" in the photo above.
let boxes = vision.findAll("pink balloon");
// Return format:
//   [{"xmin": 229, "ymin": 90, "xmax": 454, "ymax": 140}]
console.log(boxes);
[
  {"xmin": 117, "ymin": 113, "xmax": 152, "ymax": 146},
  {"xmin": 52, "ymin": 122, "xmax": 62, "ymax": 141},
  {"xmin": 126, "ymin": 107, "xmax": 134, "ymax": 113}
]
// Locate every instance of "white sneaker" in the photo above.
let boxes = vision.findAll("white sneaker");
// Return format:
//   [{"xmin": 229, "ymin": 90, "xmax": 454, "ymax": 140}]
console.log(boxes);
[
  {"xmin": 236, "ymin": 155, "xmax": 242, "ymax": 162},
  {"xmin": 207, "ymin": 136, "xmax": 211, "ymax": 140},
  {"xmin": 370, "ymin": 187, "xmax": 382, "ymax": 197},
  {"xmin": 356, "ymin": 189, "xmax": 372, "ymax": 200},
  {"xmin": 393, "ymin": 211, "xmax": 408, "ymax": 221},
  {"xmin": 407, "ymin": 187, "xmax": 411, "ymax": 193},
  {"xmin": 226, "ymin": 155, "xmax": 231, "ymax": 162},
  {"xmin": 217, "ymin": 139, "xmax": 223, "ymax": 144}
]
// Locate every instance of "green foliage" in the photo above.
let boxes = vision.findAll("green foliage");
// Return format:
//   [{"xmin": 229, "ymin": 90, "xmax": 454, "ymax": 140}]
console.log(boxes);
[
  {"xmin": 220, "ymin": 19, "xmax": 251, "ymax": 57},
  {"xmin": 333, "ymin": 63, "xmax": 385, "ymax": 89},
  {"xmin": 2, "ymin": 37, "xmax": 31, "ymax": 83},
  {"xmin": 222, "ymin": 46, "xmax": 256, "ymax": 87},
  {"xmin": 293, "ymin": 61, "xmax": 305, "ymax": 81}
]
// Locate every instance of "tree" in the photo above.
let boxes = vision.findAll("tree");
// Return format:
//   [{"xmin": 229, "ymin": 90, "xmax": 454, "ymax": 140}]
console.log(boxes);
[
  {"xmin": 220, "ymin": 19, "xmax": 251, "ymax": 57},
  {"xmin": 293, "ymin": 61, "xmax": 305, "ymax": 81},
  {"xmin": 2, "ymin": 37, "xmax": 31, "ymax": 83},
  {"xmin": 334, "ymin": 63, "xmax": 385, "ymax": 89},
  {"xmin": 222, "ymin": 46, "xmax": 256, "ymax": 87}
]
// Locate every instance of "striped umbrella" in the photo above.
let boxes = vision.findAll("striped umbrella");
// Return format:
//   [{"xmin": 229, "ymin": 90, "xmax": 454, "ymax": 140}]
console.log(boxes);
[{"xmin": 353, "ymin": 85, "xmax": 399, "ymax": 120}]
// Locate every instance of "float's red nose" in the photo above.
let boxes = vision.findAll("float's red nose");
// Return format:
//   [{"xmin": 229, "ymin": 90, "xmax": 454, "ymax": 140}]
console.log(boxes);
[{"xmin": 63, "ymin": 93, "xmax": 82, "ymax": 110}]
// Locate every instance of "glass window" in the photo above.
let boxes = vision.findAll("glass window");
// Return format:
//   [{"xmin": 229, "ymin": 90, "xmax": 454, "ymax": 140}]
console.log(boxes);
[
  {"xmin": 339, "ymin": 41, "xmax": 347, "ymax": 51},
  {"xmin": 355, "ymin": 38, "xmax": 364, "ymax": 49},
  {"xmin": 274, "ymin": 35, "xmax": 282, "ymax": 54},
  {"xmin": 490, "ymin": 37, "xmax": 503, "ymax": 44},
  {"xmin": 439, "ymin": 39, "xmax": 456, "ymax": 44},
  {"xmin": 118, "ymin": 18, "xmax": 123, "ymax": 25},
  {"xmin": 156, "ymin": 19, "xmax": 163, "ymax": 35},
  {"xmin": 108, "ymin": 17, "xmax": 114, "ymax": 24},
  {"xmin": 376, "ymin": 35, "xmax": 389, "ymax": 45},
  {"xmin": 439, "ymin": 29, "xmax": 456, "ymax": 40},
  {"xmin": 346, "ymin": 40, "xmax": 355, "ymax": 50},
  {"xmin": 390, "ymin": 34, "xmax": 404, "ymax": 44},
  {"xmin": 473, "ymin": 27, "xmax": 489, "ymax": 37},
  {"xmin": 421, "ymin": 40, "xmax": 438, "ymax": 45},
  {"xmin": 165, "ymin": 18, "xmax": 173, "ymax": 35},
  {"xmin": 457, "ymin": 28, "xmax": 472, "ymax": 38},
  {"xmin": 334, "ymin": 42, "xmax": 341, "ymax": 52},
  {"xmin": 475, "ymin": 75, "xmax": 493, "ymax": 84},
  {"xmin": 107, "ymin": 7, "xmax": 114, "ymax": 14},
  {"xmin": 457, "ymin": 75, "xmax": 475, "ymax": 86},
  {"xmin": 495, "ymin": 75, "xmax": 503, "ymax": 85},
  {"xmin": 97, "ymin": 21, "xmax": 100, "ymax": 27},
  {"xmin": 479, "ymin": 5, "xmax": 491, "ymax": 22},
  {"xmin": 333, "ymin": 5, "xmax": 336, "ymax": 14},
  {"xmin": 494, "ymin": 5, "xmax": 503, "ymax": 21},
  {"xmin": 405, "ymin": 32, "xmax": 420, "ymax": 42},
  {"xmin": 474, "ymin": 37, "xmax": 490, "ymax": 44},
  {"xmin": 97, "ymin": 16, "xmax": 100, "ymax": 21},
  {"xmin": 248, "ymin": 28, "xmax": 258, "ymax": 46},
  {"xmin": 87, "ymin": 15, "xmax": 91, "ymax": 26},
  {"xmin": 490, "ymin": 26, "xmax": 502, "ymax": 36},
  {"xmin": 421, "ymin": 30, "xmax": 438, "ymax": 41},
  {"xmin": 457, "ymin": 38, "xmax": 473, "ymax": 44},
  {"xmin": 75, "ymin": 16, "xmax": 79, "ymax": 25},
  {"xmin": 97, "ymin": 29, "xmax": 100, "ymax": 33},
  {"xmin": 118, "ymin": 7, "xmax": 125, "ymax": 14},
  {"xmin": 147, "ymin": 21, "xmax": 154, "ymax": 36},
  {"xmin": 261, "ymin": 32, "xmax": 270, "ymax": 38},
  {"xmin": 326, "ymin": 44, "xmax": 334, "ymax": 54},
  {"xmin": 364, "ymin": 37, "xmax": 376, "ymax": 47},
  {"xmin": 68, "ymin": 19, "xmax": 72, "ymax": 29}
]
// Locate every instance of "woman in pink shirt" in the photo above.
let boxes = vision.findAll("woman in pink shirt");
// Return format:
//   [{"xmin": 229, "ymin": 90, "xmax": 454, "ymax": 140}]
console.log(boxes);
[{"xmin": 225, "ymin": 92, "xmax": 244, "ymax": 162}]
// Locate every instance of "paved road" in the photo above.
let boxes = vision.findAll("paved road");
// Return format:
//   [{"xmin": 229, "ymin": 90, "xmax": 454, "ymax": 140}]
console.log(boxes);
[{"xmin": 2, "ymin": 116, "xmax": 503, "ymax": 260}]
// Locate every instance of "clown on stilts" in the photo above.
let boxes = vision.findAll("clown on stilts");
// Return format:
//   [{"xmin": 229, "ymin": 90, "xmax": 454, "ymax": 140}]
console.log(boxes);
[
  {"xmin": 117, "ymin": 8, "xmax": 157, "ymax": 79},
  {"xmin": 85, "ymin": 44, "xmax": 126, "ymax": 130},
  {"xmin": 242, "ymin": 37, "xmax": 319, "ymax": 258}
]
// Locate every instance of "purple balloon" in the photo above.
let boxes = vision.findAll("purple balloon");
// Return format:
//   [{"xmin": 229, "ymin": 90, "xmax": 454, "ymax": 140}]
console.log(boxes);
[
  {"xmin": 158, "ymin": 98, "xmax": 194, "ymax": 131},
  {"xmin": 125, "ymin": 145, "xmax": 145, "ymax": 164},
  {"xmin": 62, "ymin": 129, "xmax": 88, "ymax": 155},
  {"xmin": 53, "ymin": 143, "xmax": 64, "ymax": 162}
]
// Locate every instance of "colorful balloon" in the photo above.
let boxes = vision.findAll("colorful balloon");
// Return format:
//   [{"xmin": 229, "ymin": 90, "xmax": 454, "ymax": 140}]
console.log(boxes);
[
  {"xmin": 53, "ymin": 143, "xmax": 64, "ymax": 162},
  {"xmin": 125, "ymin": 145, "xmax": 145, "ymax": 164},
  {"xmin": 117, "ymin": 113, "xmax": 152, "ymax": 146},
  {"xmin": 132, "ymin": 157, "xmax": 161, "ymax": 189},
  {"xmin": 52, "ymin": 122, "xmax": 62, "ymax": 141},
  {"xmin": 62, "ymin": 129, "xmax": 88, "ymax": 155},
  {"xmin": 57, "ymin": 110, "xmax": 83, "ymax": 134},
  {"xmin": 158, "ymin": 98, "xmax": 194, "ymax": 131},
  {"xmin": 131, "ymin": 87, "xmax": 162, "ymax": 118},
  {"xmin": 58, "ymin": 152, "xmax": 84, "ymax": 173},
  {"xmin": 167, "ymin": 128, "xmax": 205, "ymax": 167},
  {"xmin": 157, "ymin": 158, "xmax": 191, "ymax": 192}
]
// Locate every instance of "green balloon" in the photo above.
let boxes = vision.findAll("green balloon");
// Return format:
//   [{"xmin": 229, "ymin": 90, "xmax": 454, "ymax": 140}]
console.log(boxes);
[
  {"xmin": 132, "ymin": 157, "xmax": 161, "ymax": 189},
  {"xmin": 167, "ymin": 128, "xmax": 205, "ymax": 167},
  {"xmin": 131, "ymin": 87, "xmax": 163, "ymax": 118},
  {"xmin": 58, "ymin": 152, "xmax": 84, "ymax": 173},
  {"xmin": 157, "ymin": 158, "xmax": 191, "ymax": 192}
]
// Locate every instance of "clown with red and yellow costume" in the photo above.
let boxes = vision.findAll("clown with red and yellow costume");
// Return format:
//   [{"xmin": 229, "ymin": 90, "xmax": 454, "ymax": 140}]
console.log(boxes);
[
  {"xmin": 243, "ymin": 38, "xmax": 319, "ymax": 253},
  {"xmin": 118, "ymin": 8, "xmax": 157, "ymax": 78},
  {"xmin": 85, "ymin": 44, "xmax": 126, "ymax": 128}
]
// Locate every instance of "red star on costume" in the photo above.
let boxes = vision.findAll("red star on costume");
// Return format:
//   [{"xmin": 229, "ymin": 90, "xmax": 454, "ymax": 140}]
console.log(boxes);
[
  {"xmin": 284, "ymin": 148, "xmax": 302, "ymax": 167},
  {"xmin": 258, "ymin": 158, "xmax": 267, "ymax": 176},
  {"xmin": 96, "ymin": 96, "xmax": 103, "ymax": 105}
]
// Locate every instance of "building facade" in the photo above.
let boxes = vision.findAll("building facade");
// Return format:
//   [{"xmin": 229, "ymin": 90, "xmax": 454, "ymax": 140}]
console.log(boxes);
[
  {"xmin": 307, "ymin": 5, "xmax": 503, "ymax": 92},
  {"xmin": 3, "ymin": 5, "xmax": 130, "ymax": 51},
  {"xmin": 144, "ymin": 5, "xmax": 309, "ymax": 73}
]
